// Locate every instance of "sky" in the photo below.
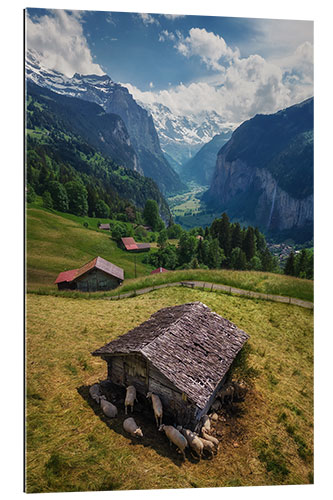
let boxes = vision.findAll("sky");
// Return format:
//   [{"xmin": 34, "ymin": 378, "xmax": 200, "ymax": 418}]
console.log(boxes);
[{"xmin": 25, "ymin": 8, "xmax": 313, "ymax": 128}]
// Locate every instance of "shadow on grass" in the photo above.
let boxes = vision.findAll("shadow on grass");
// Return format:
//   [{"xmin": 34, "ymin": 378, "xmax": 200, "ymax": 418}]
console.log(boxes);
[{"xmin": 77, "ymin": 382, "xmax": 202, "ymax": 467}]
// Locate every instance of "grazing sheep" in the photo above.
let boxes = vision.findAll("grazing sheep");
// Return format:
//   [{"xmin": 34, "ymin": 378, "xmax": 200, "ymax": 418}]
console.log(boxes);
[
  {"xmin": 159, "ymin": 425, "xmax": 188, "ymax": 460},
  {"xmin": 89, "ymin": 383, "xmax": 102, "ymax": 404},
  {"xmin": 123, "ymin": 417, "xmax": 143, "ymax": 438},
  {"xmin": 146, "ymin": 392, "xmax": 163, "ymax": 427},
  {"xmin": 201, "ymin": 414, "xmax": 211, "ymax": 434},
  {"xmin": 198, "ymin": 436, "xmax": 216, "ymax": 458},
  {"xmin": 232, "ymin": 380, "xmax": 247, "ymax": 400},
  {"xmin": 218, "ymin": 384, "xmax": 234, "ymax": 404},
  {"xmin": 100, "ymin": 396, "xmax": 118, "ymax": 418},
  {"xmin": 180, "ymin": 427, "xmax": 203, "ymax": 460},
  {"xmin": 125, "ymin": 385, "xmax": 138, "ymax": 415},
  {"xmin": 201, "ymin": 429, "xmax": 219, "ymax": 450}
]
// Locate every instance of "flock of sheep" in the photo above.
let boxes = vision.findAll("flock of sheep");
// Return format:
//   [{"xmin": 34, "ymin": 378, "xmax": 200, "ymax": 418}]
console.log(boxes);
[{"xmin": 88, "ymin": 380, "xmax": 247, "ymax": 461}]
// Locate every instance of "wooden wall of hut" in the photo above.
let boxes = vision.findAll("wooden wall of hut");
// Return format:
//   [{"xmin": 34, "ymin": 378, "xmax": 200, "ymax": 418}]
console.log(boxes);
[
  {"xmin": 76, "ymin": 269, "xmax": 121, "ymax": 292},
  {"xmin": 104, "ymin": 353, "xmax": 200, "ymax": 429}
]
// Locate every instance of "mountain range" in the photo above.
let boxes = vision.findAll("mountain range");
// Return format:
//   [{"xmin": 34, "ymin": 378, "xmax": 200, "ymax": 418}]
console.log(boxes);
[
  {"xmin": 204, "ymin": 97, "xmax": 314, "ymax": 242},
  {"xmin": 139, "ymin": 101, "xmax": 230, "ymax": 170},
  {"xmin": 180, "ymin": 131, "xmax": 232, "ymax": 185},
  {"xmin": 26, "ymin": 49, "xmax": 184, "ymax": 195},
  {"xmin": 26, "ymin": 81, "xmax": 171, "ymax": 221}
]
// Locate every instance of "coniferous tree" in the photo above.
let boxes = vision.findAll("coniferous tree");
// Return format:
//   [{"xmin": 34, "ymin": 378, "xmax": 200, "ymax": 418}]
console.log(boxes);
[
  {"xmin": 243, "ymin": 226, "xmax": 256, "ymax": 261},
  {"xmin": 48, "ymin": 181, "xmax": 69, "ymax": 212},
  {"xmin": 42, "ymin": 190, "xmax": 53, "ymax": 209},
  {"xmin": 284, "ymin": 251, "xmax": 295, "ymax": 275},
  {"xmin": 231, "ymin": 222, "xmax": 243, "ymax": 250}
]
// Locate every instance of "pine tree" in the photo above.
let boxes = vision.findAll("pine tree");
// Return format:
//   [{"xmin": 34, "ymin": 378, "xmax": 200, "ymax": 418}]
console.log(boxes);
[
  {"xmin": 231, "ymin": 222, "xmax": 243, "ymax": 250},
  {"xmin": 243, "ymin": 227, "xmax": 256, "ymax": 261},
  {"xmin": 284, "ymin": 251, "xmax": 295, "ymax": 276}
]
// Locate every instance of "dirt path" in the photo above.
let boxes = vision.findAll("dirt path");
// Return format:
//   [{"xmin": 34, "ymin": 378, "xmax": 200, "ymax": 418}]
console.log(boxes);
[{"xmin": 107, "ymin": 281, "xmax": 314, "ymax": 309}]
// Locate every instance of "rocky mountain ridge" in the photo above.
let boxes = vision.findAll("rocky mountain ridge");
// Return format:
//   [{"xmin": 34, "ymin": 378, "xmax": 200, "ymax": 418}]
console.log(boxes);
[
  {"xmin": 140, "ymin": 100, "xmax": 231, "ymax": 169},
  {"xmin": 26, "ymin": 49, "xmax": 183, "ymax": 195},
  {"xmin": 204, "ymin": 98, "xmax": 314, "ymax": 241}
]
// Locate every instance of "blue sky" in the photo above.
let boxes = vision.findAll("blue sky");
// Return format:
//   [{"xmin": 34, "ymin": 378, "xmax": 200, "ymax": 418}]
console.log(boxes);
[{"xmin": 26, "ymin": 8, "xmax": 313, "ymax": 126}]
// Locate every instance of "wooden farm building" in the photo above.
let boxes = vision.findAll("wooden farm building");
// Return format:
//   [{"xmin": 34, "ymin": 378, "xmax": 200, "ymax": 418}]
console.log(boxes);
[
  {"xmin": 55, "ymin": 256, "xmax": 124, "ymax": 291},
  {"xmin": 98, "ymin": 223, "xmax": 110, "ymax": 230},
  {"xmin": 150, "ymin": 267, "xmax": 168, "ymax": 275},
  {"xmin": 121, "ymin": 237, "xmax": 150, "ymax": 252},
  {"xmin": 92, "ymin": 302, "xmax": 249, "ymax": 430}
]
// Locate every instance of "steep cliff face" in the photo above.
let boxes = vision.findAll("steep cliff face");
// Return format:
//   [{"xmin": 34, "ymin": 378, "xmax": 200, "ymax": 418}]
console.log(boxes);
[
  {"xmin": 204, "ymin": 98, "xmax": 313, "ymax": 240},
  {"xmin": 181, "ymin": 131, "xmax": 232, "ymax": 185}
]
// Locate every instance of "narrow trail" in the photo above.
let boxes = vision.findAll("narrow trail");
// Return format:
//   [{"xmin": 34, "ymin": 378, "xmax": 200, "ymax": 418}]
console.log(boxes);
[{"xmin": 107, "ymin": 280, "xmax": 314, "ymax": 309}]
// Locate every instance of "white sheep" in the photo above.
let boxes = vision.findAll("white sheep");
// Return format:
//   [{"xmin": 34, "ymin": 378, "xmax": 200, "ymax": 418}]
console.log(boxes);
[
  {"xmin": 146, "ymin": 392, "xmax": 163, "ymax": 427},
  {"xmin": 100, "ymin": 396, "xmax": 118, "ymax": 418},
  {"xmin": 89, "ymin": 383, "xmax": 102, "ymax": 404},
  {"xmin": 125, "ymin": 385, "xmax": 138, "ymax": 414},
  {"xmin": 159, "ymin": 424, "xmax": 188, "ymax": 460},
  {"xmin": 201, "ymin": 428, "xmax": 219, "ymax": 450},
  {"xmin": 180, "ymin": 427, "xmax": 203, "ymax": 460},
  {"xmin": 218, "ymin": 384, "xmax": 234, "ymax": 404},
  {"xmin": 201, "ymin": 414, "xmax": 211, "ymax": 434},
  {"xmin": 198, "ymin": 436, "xmax": 216, "ymax": 458},
  {"xmin": 123, "ymin": 417, "xmax": 143, "ymax": 438}
]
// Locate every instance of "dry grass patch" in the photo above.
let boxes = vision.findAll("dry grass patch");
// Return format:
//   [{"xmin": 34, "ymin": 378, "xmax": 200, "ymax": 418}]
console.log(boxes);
[{"xmin": 26, "ymin": 288, "xmax": 313, "ymax": 492}]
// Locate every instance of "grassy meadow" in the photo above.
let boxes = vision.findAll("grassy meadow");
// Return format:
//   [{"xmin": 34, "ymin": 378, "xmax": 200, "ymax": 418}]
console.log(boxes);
[
  {"xmin": 26, "ymin": 206, "xmax": 154, "ymax": 290},
  {"xmin": 26, "ymin": 206, "xmax": 313, "ymax": 302},
  {"xmin": 26, "ymin": 287, "xmax": 313, "ymax": 492}
]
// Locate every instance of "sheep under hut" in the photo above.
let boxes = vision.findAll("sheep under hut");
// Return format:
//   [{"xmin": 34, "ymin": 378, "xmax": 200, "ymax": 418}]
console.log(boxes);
[{"xmin": 92, "ymin": 302, "xmax": 249, "ymax": 431}]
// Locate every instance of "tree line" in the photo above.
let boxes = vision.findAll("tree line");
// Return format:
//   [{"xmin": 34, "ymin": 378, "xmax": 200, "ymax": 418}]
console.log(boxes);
[{"xmin": 143, "ymin": 211, "xmax": 278, "ymax": 272}]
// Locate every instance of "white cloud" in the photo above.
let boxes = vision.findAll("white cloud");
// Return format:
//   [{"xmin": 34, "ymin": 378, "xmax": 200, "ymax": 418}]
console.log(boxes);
[
  {"xmin": 161, "ymin": 14, "xmax": 185, "ymax": 20},
  {"xmin": 122, "ymin": 41, "xmax": 313, "ymax": 128},
  {"xmin": 158, "ymin": 30, "xmax": 176, "ymax": 42},
  {"xmin": 149, "ymin": 81, "xmax": 154, "ymax": 88},
  {"xmin": 26, "ymin": 10, "xmax": 104, "ymax": 77},
  {"xmin": 138, "ymin": 13, "xmax": 160, "ymax": 26},
  {"xmin": 175, "ymin": 28, "xmax": 240, "ymax": 71}
]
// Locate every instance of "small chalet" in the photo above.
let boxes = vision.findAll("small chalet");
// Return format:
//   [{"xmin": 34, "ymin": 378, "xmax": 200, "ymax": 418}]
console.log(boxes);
[
  {"xmin": 92, "ymin": 302, "xmax": 249, "ymax": 430},
  {"xmin": 150, "ymin": 267, "xmax": 168, "ymax": 275},
  {"xmin": 196, "ymin": 235, "xmax": 204, "ymax": 241},
  {"xmin": 121, "ymin": 237, "xmax": 150, "ymax": 252},
  {"xmin": 55, "ymin": 256, "xmax": 124, "ymax": 291},
  {"xmin": 98, "ymin": 223, "xmax": 110, "ymax": 230}
]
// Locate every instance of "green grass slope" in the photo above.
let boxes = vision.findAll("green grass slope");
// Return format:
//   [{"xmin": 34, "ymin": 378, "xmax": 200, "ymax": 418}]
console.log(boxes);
[
  {"xmin": 26, "ymin": 206, "xmax": 153, "ymax": 290},
  {"xmin": 27, "ymin": 206, "xmax": 313, "ymax": 303},
  {"xmin": 26, "ymin": 288, "xmax": 313, "ymax": 492}
]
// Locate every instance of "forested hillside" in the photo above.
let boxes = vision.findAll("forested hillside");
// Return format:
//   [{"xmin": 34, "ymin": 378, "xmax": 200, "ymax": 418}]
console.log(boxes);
[{"xmin": 26, "ymin": 82, "xmax": 171, "ymax": 221}]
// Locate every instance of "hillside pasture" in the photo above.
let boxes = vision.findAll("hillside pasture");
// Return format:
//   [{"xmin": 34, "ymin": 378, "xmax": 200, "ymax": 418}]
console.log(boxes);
[
  {"xmin": 26, "ymin": 287, "xmax": 313, "ymax": 492},
  {"xmin": 26, "ymin": 207, "xmax": 153, "ymax": 289}
]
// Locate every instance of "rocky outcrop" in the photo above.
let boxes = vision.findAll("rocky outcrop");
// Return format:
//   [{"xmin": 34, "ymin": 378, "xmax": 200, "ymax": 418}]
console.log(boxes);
[
  {"xmin": 204, "ymin": 98, "xmax": 313, "ymax": 239},
  {"xmin": 208, "ymin": 150, "xmax": 313, "ymax": 232}
]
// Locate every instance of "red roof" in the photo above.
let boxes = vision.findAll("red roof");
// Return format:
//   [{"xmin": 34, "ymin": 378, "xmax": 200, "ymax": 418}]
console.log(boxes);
[
  {"xmin": 150, "ymin": 267, "xmax": 168, "ymax": 274},
  {"xmin": 54, "ymin": 256, "xmax": 124, "ymax": 284},
  {"xmin": 55, "ymin": 268, "xmax": 79, "ymax": 284},
  {"xmin": 121, "ymin": 237, "xmax": 138, "ymax": 250}
]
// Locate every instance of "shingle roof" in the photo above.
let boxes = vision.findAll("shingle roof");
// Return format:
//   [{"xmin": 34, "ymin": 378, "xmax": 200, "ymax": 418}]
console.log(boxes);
[
  {"xmin": 121, "ymin": 237, "xmax": 138, "ymax": 250},
  {"xmin": 121, "ymin": 237, "xmax": 150, "ymax": 251},
  {"xmin": 54, "ymin": 256, "xmax": 124, "ymax": 284},
  {"xmin": 54, "ymin": 268, "xmax": 79, "ymax": 284},
  {"xmin": 92, "ymin": 302, "xmax": 249, "ymax": 409}
]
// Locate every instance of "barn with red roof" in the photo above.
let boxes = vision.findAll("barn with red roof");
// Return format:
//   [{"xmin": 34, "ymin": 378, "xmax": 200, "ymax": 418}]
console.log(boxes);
[
  {"xmin": 121, "ymin": 237, "xmax": 150, "ymax": 252},
  {"xmin": 55, "ymin": 256, "xmax": 124, "ymax": 291}
]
